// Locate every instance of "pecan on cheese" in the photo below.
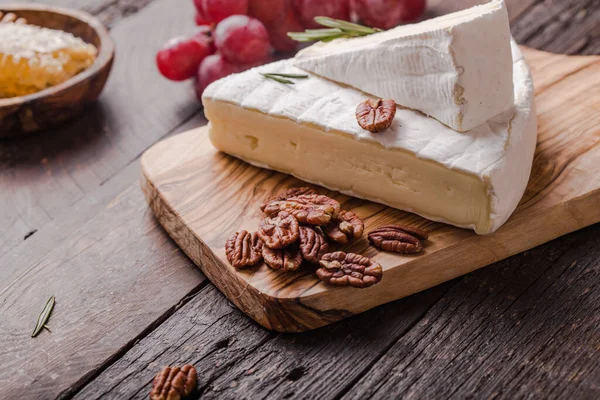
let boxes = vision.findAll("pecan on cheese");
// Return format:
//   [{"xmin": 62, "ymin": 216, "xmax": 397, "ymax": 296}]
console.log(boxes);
[
  {"xmin": 257, "ymin": 211, "xmax": 299, "ymax": 249},
  {"xmin": 356, "ymin": 98, "xmax": 397, "ymax": 133},
  {"xmin": 317, "ymin": 251, "xmax": 383, "ymax": 288},
  {"xmin": 150, "ymin": 365, "xmax": 197, "ymax": 400}
]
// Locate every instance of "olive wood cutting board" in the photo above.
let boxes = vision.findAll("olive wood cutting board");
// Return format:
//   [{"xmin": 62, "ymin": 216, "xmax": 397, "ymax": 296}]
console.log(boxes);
[{"xmin": 141, "ymin": 47, "xmax": 600, "ymax": 332}]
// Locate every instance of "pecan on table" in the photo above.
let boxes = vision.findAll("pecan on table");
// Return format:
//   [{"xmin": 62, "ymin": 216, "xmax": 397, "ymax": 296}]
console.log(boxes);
[
  {"xmin": 317, "ymin": 251, "xmax": 383, "ymax": 288},
  {"xmin": 323, "ymin": 210, "xmax": 364, "ymax": 245},
  {"xmin": 257, "ymin": 211, "xmax": 299, "ymax": 249},
  {"xmin": 225, "ymin": 230, "xmax": 264, "ymax": 269},
  {"xmin": 263, "ymin": 194, "xmax": 341, "ymax": 225},
  {"xmin": 368, "ymin": 225, "xmax": 429, "ymax": 254},
  {"xmin": 298, "ymin": 226, "xmax": 329, "ymax": 264},
  {"xmin": 356, "ymin": 98, "xmax": 397, "ymax": 133},
  {"xmin": 263, "ymin": 245, "xmax": 303, "ymax": 271},
  {"xmin": 260, "ymin": 187, "xmax": 317, "ymax": 212},
  {"xmin": 150, "ymin": 365, "xmax": 197, "ymax": 400}
]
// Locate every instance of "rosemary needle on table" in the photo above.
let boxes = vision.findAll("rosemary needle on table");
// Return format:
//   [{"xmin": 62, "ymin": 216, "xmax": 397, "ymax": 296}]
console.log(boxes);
[
  {"xmin": 261, "ymin": 73, "xmax": 309, "ymax": 85},
  {"xmin": 32, "ymin": 296, "xmax": 55, "ymax": 338}
]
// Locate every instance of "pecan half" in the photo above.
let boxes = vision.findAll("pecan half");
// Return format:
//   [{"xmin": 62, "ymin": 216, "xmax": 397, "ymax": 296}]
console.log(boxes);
[
  {"xmin": 323, "ymin": 210, "xmax": 364, "ymax": 244},
  {"xmin": 356, "ymin": 98, "xmax": 397, "ymax": 133},
  {"xmin": 263, "ymin": 245, "xmax": 303, "ymax": 271},
  {"xmin": 257, "ymin": 211, "xmax": 299, "ymax": 249},
  {"xmin": 317, "ymin": 251, "xmax": 383, "ymax": 288},
  {"xmin": 150, "ymin": 365, "xmax": 197, "ymax": 400},
  {"xmin": 263, "ymin": 194, "xmax": 340, "ymax": 225},
  {"xmin": 260, "ymin": 187, "xmax": 317, "ymax": 212},
  {"xmin": 225, "ymin": 230, "xmax": 264, "ymax": 269},
  {"xmin": 298, "ymin": 226, "xmax": 329, "ymax": 264},
  {"xmin": 368, "ymin": 225, "xmax": 429, "ymax": 254}
]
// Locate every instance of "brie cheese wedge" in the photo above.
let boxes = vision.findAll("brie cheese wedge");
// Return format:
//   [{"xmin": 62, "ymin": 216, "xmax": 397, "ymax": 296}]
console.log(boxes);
[
  {"xmin": 202, "ymin": 41, "xmax": 536, "ymax": 235},
  {"xmin": 294, "ymin": 0, "xmax": 513, "ymax": 132}
]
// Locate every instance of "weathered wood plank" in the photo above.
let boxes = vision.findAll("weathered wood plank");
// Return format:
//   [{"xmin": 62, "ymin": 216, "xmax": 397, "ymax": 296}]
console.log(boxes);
[
  {"xmin": 512, "ymin": 0, "xmax": 600, "ymax": 54},
  {"xmin": 74, "ymin": 280, "xmax": 452, "ymax": 399},
  {"xmin": 340, "ymin": 225, "xmax": 600, "ymax": 399},
  {"xmin": 0, "ymin": 0, "xmax": 199, "ymax": 260},
  {"xmin": 73, "ymin": 224, "xmax": 600, "ymax": 400},
  {"xmin": 428, "ymin": 0, "xmax": 540, "ymax": 21},
  {"xmin": 0, "ymin": 111, "xmax": 208, "ymax": 400},
  {"xmin": 0, "ymin": 179, "xmax": 203, "ymax": 399}
]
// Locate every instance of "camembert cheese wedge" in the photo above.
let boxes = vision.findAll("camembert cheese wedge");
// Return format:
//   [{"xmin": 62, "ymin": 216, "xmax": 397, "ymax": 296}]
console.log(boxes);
[
  {"xmin": 0, "ymin": 23, "xmax": 97, "ymax": 98},
  {"xmin": 294, "ymin": 0, "xmax": 513, "ymax": 132},
  {"xmin": 203, "ymin": 41, "xmax": 536, "ymax": 235}
]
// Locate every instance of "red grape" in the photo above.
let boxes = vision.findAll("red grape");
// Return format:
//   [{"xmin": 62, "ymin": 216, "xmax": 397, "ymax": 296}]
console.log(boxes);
[
  {"xmin": 293, "ymin": 0, "xmax": 350, "ymax": 29},
  {"xmin": 398, "ymin": 0, "xmax": 426, "ymax": 22},
  {"xmin": 156, "ymin": 34, "xmax": 212, "ymax": 81},
  {"xmin": 195, "ymin": 12, "xmax": 210, "ymax": 26},
  {"xmin": 200, "ymin": 0, "xmax": 249, "ymax": 23},
  {"xmin": 248, "ymin": 0, "xmax": 289, "ymax": 27},
  {"xmin": 351, "ymin": 0, "xmax": 425, "ymax": 29},
  {"xmin": 195, "ymin": 54, "xmax": 241, "ymax": 100},
  {"xmin": 214, "ymin": 15, "xmax": 270, "ymax": 64},
  {"xmin": 268, "ymin": 8, "xmax": 303, "ymax": 52}
]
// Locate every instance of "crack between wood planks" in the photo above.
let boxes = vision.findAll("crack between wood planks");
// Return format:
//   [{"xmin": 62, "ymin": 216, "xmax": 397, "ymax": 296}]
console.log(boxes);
[
  {"xmin": 127, "ymin": 323, "xmax": 271, "ymax": 400},
  {"xmin": 335, "ymin": 243, "xmax": 572, "ymax": 399},
  {"xmin": 58, "ymin": 279, "xmax": 211, "ymax": 400},
  {"xmin": 383, "ymin": 283, "xmax": 491, "ymax": 398},
  {"xmin": 499, "ymin": 265, "xmax": 597, "ymax": 397},
  {"xmin": 96, "ymin": 322, "xmax": 203, "ymax": 400},
  {"xmin": 331, "ymin": 280, "xmax": 460, "ymax": 400},
  {"xmin": 442, "ymin": 245, "xmax": 593, "ymax": 398},
  {"xmin": 195, "ymin": 331, "xmax": 279, "ymax": 398}
]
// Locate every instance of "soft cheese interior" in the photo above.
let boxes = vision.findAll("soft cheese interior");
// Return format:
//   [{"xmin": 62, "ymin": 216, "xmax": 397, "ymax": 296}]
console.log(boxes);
[
  {"xmin": 203, "ymin": 42, "xmax": 536, "ymax": 235},
  {"xmin": 294, "ymin": 0, "xmax": 513, "ymax": 132}
]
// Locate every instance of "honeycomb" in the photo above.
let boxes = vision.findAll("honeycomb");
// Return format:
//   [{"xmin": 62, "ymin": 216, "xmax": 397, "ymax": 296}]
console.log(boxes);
[{"xmin": 0, "ymin": 23, "xmax": 97, "ymax": 98}]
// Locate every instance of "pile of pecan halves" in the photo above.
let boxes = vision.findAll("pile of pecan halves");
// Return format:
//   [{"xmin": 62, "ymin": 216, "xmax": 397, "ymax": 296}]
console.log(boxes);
[{"xmin": 225, "ymin": 187, "xmax": 429, "ymax": 289}]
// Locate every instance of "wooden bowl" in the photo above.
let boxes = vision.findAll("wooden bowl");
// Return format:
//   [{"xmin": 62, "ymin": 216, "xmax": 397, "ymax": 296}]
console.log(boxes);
[{"xmin": 0, "ymin": 4, "xmax": 115, "ymax": 137}]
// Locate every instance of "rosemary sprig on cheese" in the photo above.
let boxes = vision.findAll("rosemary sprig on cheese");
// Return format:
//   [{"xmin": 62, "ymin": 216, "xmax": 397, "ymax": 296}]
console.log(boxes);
[
  {"xmin": 287, "ymin": 17, "xmax": 381, "ymax": 42},
  {"xmin": 261, "ymin": 72, "xmax": 309, "ymax": 85}
]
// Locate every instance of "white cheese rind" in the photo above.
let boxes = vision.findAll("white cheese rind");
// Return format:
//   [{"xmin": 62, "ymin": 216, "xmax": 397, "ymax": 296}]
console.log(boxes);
[
  {"xmin": 293, "ymin": 0, "xmax": 513, "ymax": 132},
  {"xmin": 202, "ymin": 41, "xmax": 536, "ymax": 234}
]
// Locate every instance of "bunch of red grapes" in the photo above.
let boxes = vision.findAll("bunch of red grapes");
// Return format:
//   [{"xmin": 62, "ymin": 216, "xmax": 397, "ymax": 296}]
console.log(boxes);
[{"xmin": 156, "ymin": 0, "xmax": 426, "ymax": 100}]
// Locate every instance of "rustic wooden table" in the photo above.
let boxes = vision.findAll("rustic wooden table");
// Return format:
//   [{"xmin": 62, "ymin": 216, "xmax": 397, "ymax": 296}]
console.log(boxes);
[{"xmin": 1, "ymin": 0, "xmax": 598, "ymax": 399}]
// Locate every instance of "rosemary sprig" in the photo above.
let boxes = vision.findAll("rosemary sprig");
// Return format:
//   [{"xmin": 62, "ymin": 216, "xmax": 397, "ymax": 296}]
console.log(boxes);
[
  {"xmin": 32, "ymin": 296, "xmax": 55, "ymax": 338},
  {"xmin": 261, "ymin": 72, "xmax": 309, "ymax": 85},
  {"xmin": 288, "ymin": 16, "xmax": 381, "ymax": 42}
]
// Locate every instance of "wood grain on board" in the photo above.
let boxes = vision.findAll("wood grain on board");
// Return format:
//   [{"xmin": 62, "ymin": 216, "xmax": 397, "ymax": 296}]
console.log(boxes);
[{"xmin": 140, "ymin": 47, "xmax": 600, "ymax": 332}]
